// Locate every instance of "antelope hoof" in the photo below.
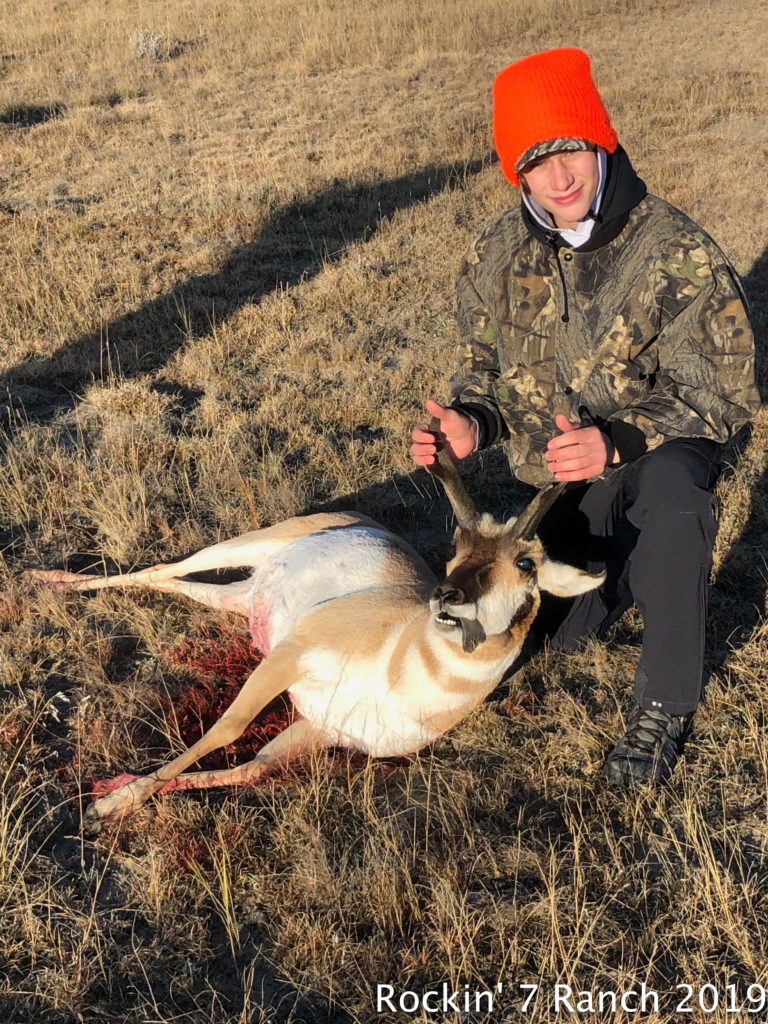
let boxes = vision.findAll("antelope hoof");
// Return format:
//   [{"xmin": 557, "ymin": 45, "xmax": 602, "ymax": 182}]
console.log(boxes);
[
  {"xmin": 24, "ymin": 568, "xmax": 94, "ymax": 589},
  {"xmin": 82, "ymin": 813, "xmax": 102, "ymax": 839},
  {"xmin": 84, "ymin": 778, "xmax": 154, "ymax": 830}
]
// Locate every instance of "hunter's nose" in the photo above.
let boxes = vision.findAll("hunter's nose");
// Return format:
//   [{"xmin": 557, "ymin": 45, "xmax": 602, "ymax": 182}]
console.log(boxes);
[{"xmin": 432, "ymin": 584, "xmax": 465, "ymax": 606}]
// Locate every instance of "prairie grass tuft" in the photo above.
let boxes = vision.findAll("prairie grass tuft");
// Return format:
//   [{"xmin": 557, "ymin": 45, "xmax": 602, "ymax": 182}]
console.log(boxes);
[{"xmin": 129, "ymin": 28, "xmax": 184, "ymax": 63}]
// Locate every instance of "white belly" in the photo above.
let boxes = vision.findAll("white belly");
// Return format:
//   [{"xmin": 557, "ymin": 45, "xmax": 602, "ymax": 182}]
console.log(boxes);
[
  {"xmin": 247, "ymin": 525, "xmax": 433, "ymax": 653},
  {"xmin": 288, "ymin": 642, "xmax": 482, "ymax": 757}
]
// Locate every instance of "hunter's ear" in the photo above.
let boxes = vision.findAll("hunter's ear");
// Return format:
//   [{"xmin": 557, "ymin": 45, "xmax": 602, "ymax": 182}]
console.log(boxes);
[{"xmin": 537, "ymin": 560, "xmax": 605, "ymax": 597}]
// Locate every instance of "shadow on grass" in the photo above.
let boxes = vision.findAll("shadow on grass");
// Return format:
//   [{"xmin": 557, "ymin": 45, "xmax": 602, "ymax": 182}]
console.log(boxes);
[
  {"xmin": 0, "ymin": 942, "xmax": 352, "ymax": 1024},
  {"xmin": 0, "ymin": 101, "xmax": 64, "ymax": 126},
  {"xmin": 5, "ymin": 156, "xmax": 493, "ymax": 424}
]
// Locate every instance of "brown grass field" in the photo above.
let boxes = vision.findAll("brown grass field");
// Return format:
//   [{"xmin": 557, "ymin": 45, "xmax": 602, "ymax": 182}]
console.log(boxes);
[{"xmin": 1, "ymin": 0, "xmax": 768, "ymax": 1020}]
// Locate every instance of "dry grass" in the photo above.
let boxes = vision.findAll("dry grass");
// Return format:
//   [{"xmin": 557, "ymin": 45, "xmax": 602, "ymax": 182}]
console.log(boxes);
[{"xmin": 1, "ymin": 0, "xmax": 768, "ymax": 1020}]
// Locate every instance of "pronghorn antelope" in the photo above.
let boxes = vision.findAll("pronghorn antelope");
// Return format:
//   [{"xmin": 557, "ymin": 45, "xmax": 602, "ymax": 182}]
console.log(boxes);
[{"xmin": 28, "ymin": 423, "xmax": 604, "ymax": 827}]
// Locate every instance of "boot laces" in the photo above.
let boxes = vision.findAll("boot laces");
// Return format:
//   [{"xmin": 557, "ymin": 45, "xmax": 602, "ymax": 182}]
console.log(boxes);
[{"xmin": 623, "ymin": 705, "xmax": 690, "ymax": 757}]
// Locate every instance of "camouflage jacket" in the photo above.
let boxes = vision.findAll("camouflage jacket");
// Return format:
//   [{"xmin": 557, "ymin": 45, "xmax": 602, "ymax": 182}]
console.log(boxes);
[{"xmin": 451, "ymin": 152, "xmax": 759, "ymax": 487}]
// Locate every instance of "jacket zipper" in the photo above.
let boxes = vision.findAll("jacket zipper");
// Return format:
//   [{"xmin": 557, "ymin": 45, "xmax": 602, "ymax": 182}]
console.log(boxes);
[{"xmin": 548, "ymin": 237, "xmax": 570, "ymax": 324}]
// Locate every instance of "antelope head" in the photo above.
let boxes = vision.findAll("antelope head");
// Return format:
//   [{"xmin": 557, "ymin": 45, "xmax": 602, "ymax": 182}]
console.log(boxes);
[{"xmin": 425, "ymin": 418, "xmax": 604, "ymax": 653}]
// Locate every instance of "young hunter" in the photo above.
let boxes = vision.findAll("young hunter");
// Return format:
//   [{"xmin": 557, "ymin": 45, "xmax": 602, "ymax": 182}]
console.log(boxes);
[{"xmin": 411, "ymin": 47, "xmax": 759, "ymax": 786}]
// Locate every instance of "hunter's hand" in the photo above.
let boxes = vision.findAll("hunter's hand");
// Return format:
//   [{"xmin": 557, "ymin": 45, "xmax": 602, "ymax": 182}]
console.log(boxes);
[
  {"xmin": 410, "ymin": 399, "xmax": 478, "ymax": 467},
  {"xmin": 546, "ymin": 414, "xmax": 617, "ymax": 481}
]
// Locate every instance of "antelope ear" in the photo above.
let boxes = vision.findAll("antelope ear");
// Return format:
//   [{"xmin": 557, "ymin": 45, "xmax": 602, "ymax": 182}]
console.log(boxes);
[{"xmin": 537, "ymin": 560, "xmax": 605, "ymax": 597}]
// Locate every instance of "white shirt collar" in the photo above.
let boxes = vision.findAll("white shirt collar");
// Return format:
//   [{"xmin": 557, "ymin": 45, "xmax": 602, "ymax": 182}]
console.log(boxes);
[{"xmin": 522, "ymin": 147, "xmax": 608, "ymax": 249}]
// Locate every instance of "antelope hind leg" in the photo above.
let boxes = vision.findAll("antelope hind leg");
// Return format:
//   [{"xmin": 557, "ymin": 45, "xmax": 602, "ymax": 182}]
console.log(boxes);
[
  {"xmin": 84, "ymin": 643, "xmax": 301, "ymax": 828},
  {"xmin": 27, "ymin": 512, "xmax": 377, "ymax": 602},
  {"xmin": 28, "ymin": 569, "xmax": 254, "ymax": 615},
  {"xmin": 24, "ymin": 529, "xmax": 279, "ymax": 593},
  {"xmin": 24, "ymin": 521, "xmax": 322, "ymax": 611},
  {"xmin": 28, "ymin": 512, "xmax": 379, "ymax": 590}
]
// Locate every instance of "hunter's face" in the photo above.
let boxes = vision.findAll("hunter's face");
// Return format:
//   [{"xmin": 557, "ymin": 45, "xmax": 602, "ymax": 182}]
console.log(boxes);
[{"xmin": 521, "ymin": 149, "xmax": 600, "ymax": 230}]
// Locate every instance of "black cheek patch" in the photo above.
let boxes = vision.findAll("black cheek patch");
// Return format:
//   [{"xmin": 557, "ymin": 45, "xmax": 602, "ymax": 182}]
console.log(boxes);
[
  {"xmin": 509, "ymin": 592, "xmax": 535, "ymax": 629},
  {"xmin": 460, "ymin": 618, "xmax": 487, "ymax": 654}
]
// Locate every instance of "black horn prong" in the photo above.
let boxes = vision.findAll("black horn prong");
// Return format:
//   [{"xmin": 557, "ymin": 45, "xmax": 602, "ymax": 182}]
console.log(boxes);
[
  {"xmin": 509, "ymin": 480, "xmax": 566, "ymax": 541},
  {"xmin": 424, "ymin": 415, "xmax": 480, "ymax": 529}
]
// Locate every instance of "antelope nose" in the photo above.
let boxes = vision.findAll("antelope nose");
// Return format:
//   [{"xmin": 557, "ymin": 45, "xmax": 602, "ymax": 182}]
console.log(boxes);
[{"xmin": 432, "ymin": 584, "xmax": 465, "ymax": 606}]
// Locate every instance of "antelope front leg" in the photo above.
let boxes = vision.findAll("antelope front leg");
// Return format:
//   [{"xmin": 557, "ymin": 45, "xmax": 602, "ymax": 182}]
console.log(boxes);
[
  {"xmin": 157, "ymin": 718, "xmax": 325, "ymax": 792},
  {"xmin": 84, "ymin": 643, "xmax": 299, "ymax": 828}
]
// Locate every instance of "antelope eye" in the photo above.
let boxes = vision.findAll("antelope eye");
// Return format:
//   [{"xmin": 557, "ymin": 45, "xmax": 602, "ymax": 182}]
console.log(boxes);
[{"xmin": 516, "ymin": 557, "xmax": 535, "ymax": 573}]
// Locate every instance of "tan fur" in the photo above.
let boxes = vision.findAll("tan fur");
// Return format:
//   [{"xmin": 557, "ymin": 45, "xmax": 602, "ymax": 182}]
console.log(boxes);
[{"xmin": 28, "ymin": 505, "xmax": 603, "ymax": 828}]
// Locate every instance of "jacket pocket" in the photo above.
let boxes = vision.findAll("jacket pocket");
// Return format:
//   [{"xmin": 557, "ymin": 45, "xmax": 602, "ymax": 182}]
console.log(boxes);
[{"xmin": 581, "ymin": 362, "xmax": 654, "ymax": 419}]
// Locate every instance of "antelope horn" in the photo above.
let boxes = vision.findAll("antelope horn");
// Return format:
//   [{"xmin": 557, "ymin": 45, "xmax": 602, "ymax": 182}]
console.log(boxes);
[
  {"xmin": 507, "ymin": 480, "xmax": 566, "ymax": 541},
  {"xmin": 424, "ymin": 415, "xmax": 480, "ymax": 529}
]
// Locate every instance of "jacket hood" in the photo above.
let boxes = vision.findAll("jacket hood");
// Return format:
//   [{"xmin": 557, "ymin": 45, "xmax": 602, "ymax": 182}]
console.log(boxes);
[{"xmin": 520, "ymin": 145, "xmax": 647, "ymax": 251}]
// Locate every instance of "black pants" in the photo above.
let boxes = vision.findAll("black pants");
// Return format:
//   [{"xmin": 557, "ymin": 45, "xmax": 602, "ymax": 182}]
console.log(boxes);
[{"xmin": 534, "ymin": 438, "xmax": 721, "ymax": 715}]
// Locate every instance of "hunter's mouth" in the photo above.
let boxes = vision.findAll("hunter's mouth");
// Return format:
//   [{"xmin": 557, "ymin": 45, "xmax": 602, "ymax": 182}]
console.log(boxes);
[{"xmin": 551, "ymin": 185, "xmax": 584, "ymax": 205}]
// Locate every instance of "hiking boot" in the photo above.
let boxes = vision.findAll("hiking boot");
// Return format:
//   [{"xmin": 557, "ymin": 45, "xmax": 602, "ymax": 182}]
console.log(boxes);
[{"xmin": 603, "ymin": 704, "xmax": 694, "ymax": 786}]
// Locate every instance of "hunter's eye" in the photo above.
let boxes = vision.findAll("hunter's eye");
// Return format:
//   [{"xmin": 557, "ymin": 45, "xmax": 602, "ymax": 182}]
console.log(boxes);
[{"xmin": 516, "ymin": 557, "xmax": 535, "ymax": 573}]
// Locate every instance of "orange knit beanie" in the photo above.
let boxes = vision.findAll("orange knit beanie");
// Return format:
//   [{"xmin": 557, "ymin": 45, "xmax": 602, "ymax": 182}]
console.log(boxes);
[{"xmin": 493, "ymin": 47, "xmax": 618, "ymax": 186}]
